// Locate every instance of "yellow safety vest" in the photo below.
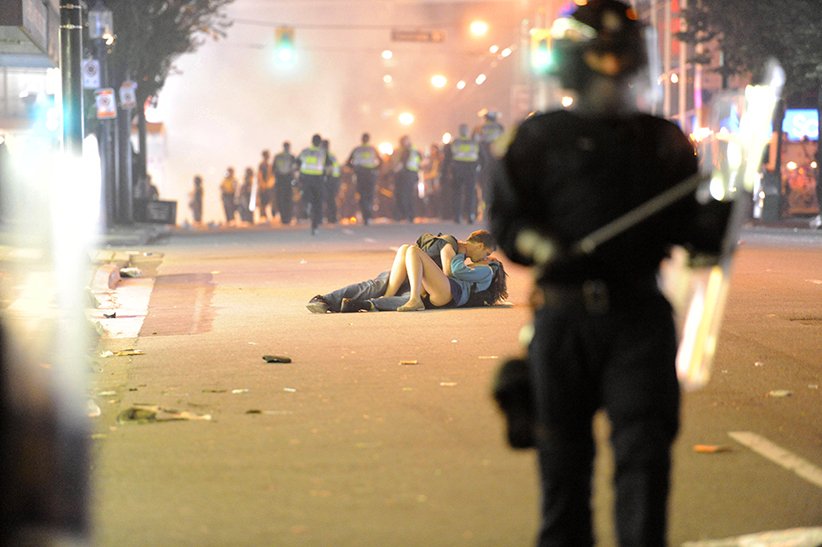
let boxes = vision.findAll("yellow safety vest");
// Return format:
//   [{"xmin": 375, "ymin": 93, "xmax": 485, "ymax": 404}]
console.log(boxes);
[
  {"xmin": 299, "ymin": 146, "xmax": 326, "ymax": 175},
  {"xmin": 451, "ymin": 137, "xmax": 480, "ymax": 162},
  {"xmin": 351, "ymin": 145, "xmax": 380, "ymax": 169}
]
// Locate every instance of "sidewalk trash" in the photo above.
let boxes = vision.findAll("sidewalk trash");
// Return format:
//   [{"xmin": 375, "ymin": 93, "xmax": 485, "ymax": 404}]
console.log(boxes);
[
  {"xmin": 119, "ymin": 267, "xmax": 142, "ymax": 278},
  {"xmin": 99, "ymin": 350, "xmax": 115, "ymax": 358},
  {"xmin": 99, "ymin": 348, "xmax": 145, "ymax": 357},
  {"xmin": 478, "ymin": 355, "xmax": 499, "ymax": 360},
  {"xmin": 202, "ymin": 389, "xmax": 227, "ymax": 393},
  {"xmin": 231, "ymin": 388, "xmax": 249, "ymax": 394},
  {"xmin": 116, "ymin": 405, "xmax": 213, "ymax": 424},
  {"xmin": 399, "ymin": 360, "xmax": 418, "ymax": 366},
  {"xmin": 103, "ymin": 311, "xmax": 117, "ymax": 319},
  {"xmin": 768, "ymin": 390, "xmax": 793, "ymax": 397},
  {"xmin": 87, "ymin": 399, "xmax": 102, "ymax": 418},
  {"xmin": 440, "ymin": 382, "xmax": 458, "ymax": 387},
  {"xmin": 682, "ymin": 526, "xmax": 822, "ymax": 546},
  {"xmin": 693, "ymin": 444, "xmax": 732, "ymax": 454},
  {"xmin": 263, "ymin": 355, "xmax": 292, "ymax": 363}
]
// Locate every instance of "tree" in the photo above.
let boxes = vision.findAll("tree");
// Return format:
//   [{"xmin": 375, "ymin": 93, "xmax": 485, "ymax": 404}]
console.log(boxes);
[
  {"xmin": 681, "ymin": 0, "xmax": 822, "ymax": 215},
  {"xmin": 97, "ymin": 0, "xmax": 233, "ymax": 196}
]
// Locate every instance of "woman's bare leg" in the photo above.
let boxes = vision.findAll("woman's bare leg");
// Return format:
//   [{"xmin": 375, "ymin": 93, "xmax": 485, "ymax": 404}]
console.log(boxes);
[
  {"xmin": 384, "ymin": 244, "xmax": 409, "ymax": 297},
  {"xmin": 398, "ymin": 246, "xmax": 452, "ymax": 311}
]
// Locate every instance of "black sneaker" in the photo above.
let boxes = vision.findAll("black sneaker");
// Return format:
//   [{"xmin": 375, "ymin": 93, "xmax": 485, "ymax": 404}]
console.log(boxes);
[
  {"xmin": 340, "ymin": 298, "xmax": 374, "ymax": 313},
  {"xmin": 306, "ymin": 295, "xmax": 331, "ymax": 314}
]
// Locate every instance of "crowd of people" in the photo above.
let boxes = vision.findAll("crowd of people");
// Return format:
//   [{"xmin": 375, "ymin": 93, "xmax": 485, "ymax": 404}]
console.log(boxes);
[{"xmin": 186, "ymin": 113, "xmax": 505, "ymax": 234}]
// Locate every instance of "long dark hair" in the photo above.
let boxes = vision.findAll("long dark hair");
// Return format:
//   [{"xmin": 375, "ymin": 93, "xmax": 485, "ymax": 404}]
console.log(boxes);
[{"xmin": 464, "ymin": 260, "xmax": 509, "ymax": 307}]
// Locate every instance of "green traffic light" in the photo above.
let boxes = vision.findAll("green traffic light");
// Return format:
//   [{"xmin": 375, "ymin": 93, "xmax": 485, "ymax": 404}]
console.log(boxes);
[
  {"xmin": 530, "ymin": 38, "xmax": 552, "ymax": 73},
  {"xmin": 275, "ymin": 26, "xmax": 296, "ymax": 66}
]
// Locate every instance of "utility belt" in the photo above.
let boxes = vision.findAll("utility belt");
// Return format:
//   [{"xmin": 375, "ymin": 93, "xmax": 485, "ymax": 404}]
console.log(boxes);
[{"xmin": 536, "ymin": 278, "xmax": 659, "ymax": 315}]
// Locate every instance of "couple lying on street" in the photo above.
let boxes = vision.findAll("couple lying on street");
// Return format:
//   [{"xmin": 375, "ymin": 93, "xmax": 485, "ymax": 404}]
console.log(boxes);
[{"xmin": 306, "ymin": 230, "xmax": 508, "ymax": 313}]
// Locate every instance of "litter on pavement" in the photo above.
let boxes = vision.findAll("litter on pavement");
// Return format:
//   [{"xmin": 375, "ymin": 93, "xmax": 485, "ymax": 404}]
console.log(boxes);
[
  {"xmin": 116, "ymin": 405, "xmax": 213, "ymax": 424},
  {"xmin": 263, "ymin": 355, "xmax": 292, "ymax": 363}
]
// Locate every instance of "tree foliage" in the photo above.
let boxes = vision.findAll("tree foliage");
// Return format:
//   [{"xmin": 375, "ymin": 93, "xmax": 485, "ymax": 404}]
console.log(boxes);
[
  {"xmin": 103, "ymin": 0, "xmax": 233, "ymax": 106},
  {"xmin": 681, "ymin": 0, "xmax": 822, "ymax": 97}
]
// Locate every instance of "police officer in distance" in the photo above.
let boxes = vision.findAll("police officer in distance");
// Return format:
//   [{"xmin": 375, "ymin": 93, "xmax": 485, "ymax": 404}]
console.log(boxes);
[
  {"xmin": 273, "ymin": 141, "xmax": 297, "ymax": 225},
  {"xmin": 392, "ymin": 135, "xmax": 421, "ymax": 223},
  {"xmin": 475, "ymin": 111, "xmax": 504, "ymax": 218},
  {"xmin": 346, "ymin": 133, "xmax": 382, "ymax": 225},
  {"xmin": 489, "ymin": 1, "xmax": 731, "ymax": 545},
  {"xmin": 297, "ymin": 134, "xmax": 327, "ymax": 235},
  {"xmin": 448, "ymin": 123, "xmax": 481, "ymax": 224}
]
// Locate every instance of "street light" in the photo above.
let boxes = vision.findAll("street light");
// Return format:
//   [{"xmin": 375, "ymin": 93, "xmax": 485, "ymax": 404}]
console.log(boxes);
[
  {"xmin": 469, "ymin": 20, "xmax": 489, "ymax": 38},
  {"xmin": 88, "ymin": 0, "xmax": 114, "ymax": 44}
]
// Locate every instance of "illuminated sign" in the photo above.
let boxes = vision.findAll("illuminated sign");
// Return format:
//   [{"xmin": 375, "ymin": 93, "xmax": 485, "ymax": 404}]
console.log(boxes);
[{"xmin": 782, "ymin": 109, "xmax": 818, "ymax": 142}]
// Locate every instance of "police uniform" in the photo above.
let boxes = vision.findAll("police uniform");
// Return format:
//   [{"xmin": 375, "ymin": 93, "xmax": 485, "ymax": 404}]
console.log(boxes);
[
  {"xmin": 297, "ymin": 141, "xmax": 327, "ymax": 234},
  {"xmin": 476, "ymin": 116, "xmax": 504, "ymax": 217},
  {"xmin": 449, "ymin": 135, "xmax": 480, "ymax": 223},
  {"xmin": 273, "ymin": 148, "xmax": 297, "ymax": 225},
  {"xmin": 324, "ymin": 152, "xmax": 341, "ymax": 224},
  {"xmin": 488, "ymin": 1, "xmax": 730, "ymax": 545},
  {"xmin": 347, "ymin": 143, "xmax": 382, "ymax": 225},
  {"xmin": 394, "ymin": 145, "xmax": 421, "ymax": 223}
]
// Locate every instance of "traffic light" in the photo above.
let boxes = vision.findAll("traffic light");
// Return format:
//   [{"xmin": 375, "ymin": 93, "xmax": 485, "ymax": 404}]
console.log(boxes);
[
  {"xmin": 275, "ymin": 26, "xmax": 296, "ymax": 65},
  {"xmin": 530, "ymin": 28, "xmax": 553, "ymax": 74}
]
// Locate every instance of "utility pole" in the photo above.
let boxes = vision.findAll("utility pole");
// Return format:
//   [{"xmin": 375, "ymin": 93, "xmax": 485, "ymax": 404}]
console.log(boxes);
[{"xmin": 60, "ymin": 0, "xmax": 84, "ymax": 156}]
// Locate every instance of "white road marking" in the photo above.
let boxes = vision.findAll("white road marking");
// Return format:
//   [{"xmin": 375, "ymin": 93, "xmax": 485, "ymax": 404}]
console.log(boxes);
[{"xmin": 729, "ymin": 431, "xmax": 822, "ymax": 488}]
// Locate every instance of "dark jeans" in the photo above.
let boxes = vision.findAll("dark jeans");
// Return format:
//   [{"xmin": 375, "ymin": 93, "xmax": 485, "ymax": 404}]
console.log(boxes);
[
  {"xmin": 321, "ymin": 271, "xmax": 411, "ymax": 312},
  {"xmin": 529, "ymin": 292, "xmax": 679, "ymax": 547},
  {"xmin": 354, "ymin": 168, "xmax": 377, "ymax": 223},
  {"xmin": 221, "ymin": 194, "xmax": 235, "ymax": 223},
  {"xmin": 451, "ymin": 161, "xmax": 478, "ymax": 222},
  {"xmin": 325, "ymin": 176, "xmax": 340, "ymax": 223},
  {"xmin": 395, "ymin": 170, "xmax": 417, "ymax": 222},
  {"xmin": 274, "ymin": 176, "xmax": 293, "ymax": 224},
  {"xmin": 301, "ymin": 174, "xmax": 324, "ymax": 231}
]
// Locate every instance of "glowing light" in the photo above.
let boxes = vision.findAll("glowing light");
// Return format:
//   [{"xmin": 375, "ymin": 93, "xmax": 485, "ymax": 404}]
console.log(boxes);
[
  {"xmin": 561, "ymin": 96, "xmax": 574, "ymax": 108},
  {"xmin": 812, "ymin": 161, "xmax": 818, "ymax": 169},
  {"xmin": 381, "ymin": 49, "xmax": 393, "ymax": 60},
  {"xmin": 378, "ymin": 142, "xmax": 394, "ymax": 156},
  {"xmin": 398, "ymin": 111, "xmax": 415, "ymax": 126},
  {"xmin": 670, "ymin": 73, "xmax": 679, "ymax": 84},
  {"xmin": 430, "ymin": 74, "xmax": 448, "ymax": 88},
  {"xmin": 500, "ymin": 47, "xmax": 512, "ymax": 58},
  {"xmin": 475, "ymin": 73, "xmax": 487, "ymax": 85},
  {"xmin": 442, "ymin": 132, "xmax": 453, "ymax": 144},
  {"xmin": 383, "ymin": 74, "xmax": 393, "ymax": 85},
  {"xmin": 456, "ymin": 80, "xmax": 467, "ymax": 90},
  {"xmin": 469, "ymin": 20, "xmax": 489, "ymax": 37},
  {"xmin": 489, "ymin": 44, "xmax": 499, "ymax": 54},
  {"xmin": 786, "ymin": 161, "xmax": 798, "ymax": 171},
  {"xmin": 690, "ymin": 126, "xmax": 713, "ymax": 143}
]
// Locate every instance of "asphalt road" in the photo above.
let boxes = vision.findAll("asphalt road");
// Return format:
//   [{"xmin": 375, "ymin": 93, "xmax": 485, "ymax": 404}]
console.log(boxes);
[{"xmin": 89, "ymin": 220, "xmax": 822, "ymax": 546}]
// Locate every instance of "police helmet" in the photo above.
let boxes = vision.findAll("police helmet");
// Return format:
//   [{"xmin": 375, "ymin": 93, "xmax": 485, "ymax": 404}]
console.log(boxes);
[{"xmin": 549, "ymin": 0, "xmax": 646, "ymax": 89}]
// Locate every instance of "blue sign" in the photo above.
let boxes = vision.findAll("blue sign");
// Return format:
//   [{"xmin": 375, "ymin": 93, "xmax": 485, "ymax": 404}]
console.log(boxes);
[{"xmin": 782, "ymin": 109, "xmax": 818, "ymax": 141}]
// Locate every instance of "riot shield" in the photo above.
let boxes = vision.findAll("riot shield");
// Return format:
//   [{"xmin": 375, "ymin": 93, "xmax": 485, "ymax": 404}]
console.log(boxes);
[{"xmin": 672, "ymin": 60, "xmax": 784, "ymax": 391}]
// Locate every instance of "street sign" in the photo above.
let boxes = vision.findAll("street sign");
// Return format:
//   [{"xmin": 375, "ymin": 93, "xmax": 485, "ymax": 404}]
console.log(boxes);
[
  {"xmin": 390, "ymin": 29, "xmax": 445, "ymax": 43},
  {"xmin": 95, "ymin": 88, "xmax": 117, "ymax": 119},
  {"xmin": 119, "ymin": 80, "xmax": 137, "ymax": 110},
  {"xmin": 82, "ymin": 59, "xmax": 100, "ymax": 89}
]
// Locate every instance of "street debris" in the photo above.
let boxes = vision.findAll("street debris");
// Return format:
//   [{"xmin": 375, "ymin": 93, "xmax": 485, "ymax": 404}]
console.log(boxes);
[
  {"xmin": 103, "ymin": 312, "xmax": 116, "ymax": 319},
  {"xmin": 767, "ymin": 390, "xmax": 793, "ymax": 397},
  {"xmin": 439, "ymin": 382, "xmax": 458, "ymax": 387},
  {"xmin": 693, "ymin": 444, "xmax": 732, "ymax": 454},
  {"xmin": 754, "ymin": 361, "xmax": 765, "ymax": 367},
  {"xmin": 263, "ymin": 354, "xmax": 292, "ymax": 364},
  {"xmin": 119, "ymin": 267, "xmax": 142, "ymax": 278},
  {"xmin": 99, "ymin": 348, "xmax": 145, "ymax": 358},
  {"xmin": 231, "ymin": 388, "xmax": 249, "ymax": 394},
  {"xmin": 682, "ymin": 526, "xmax": 822, "ymax": 546},
  {"xmin": 87, "ymin": 399, "xmax": 102, "ymax": 418},
  {"xmin": 478, "ymin": 355, "xmax": 499, "ymax": 360},
  {"xmin": 399, "ymin": 360, "xmax": 418, "ymax": 366},
  {"xmin": 202, "ymin": 389, "xmax": 227, "ymax": 393},
  {"xmin": 116, "ymin": 405, "xmax": 212, "ymax": 424},
  {"xmin": 283, "ymin": 387, "xmax": 297, "ymax": 393}
]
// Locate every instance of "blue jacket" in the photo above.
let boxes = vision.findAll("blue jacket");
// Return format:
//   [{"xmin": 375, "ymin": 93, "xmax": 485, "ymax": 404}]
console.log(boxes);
[{"xmin": 449, "ymin": 253, "xmax": 494, "ymax": 306}]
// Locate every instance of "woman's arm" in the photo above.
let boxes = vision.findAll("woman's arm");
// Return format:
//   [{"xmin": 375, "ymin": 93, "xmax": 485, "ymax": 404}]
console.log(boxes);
[{"xmin": 449, "ymin": 253, "xmax": 493, "ymax": 283}]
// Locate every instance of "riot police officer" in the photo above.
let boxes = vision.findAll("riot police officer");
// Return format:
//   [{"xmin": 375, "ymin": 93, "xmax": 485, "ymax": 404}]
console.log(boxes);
[
  {"xmin": 448, "ymin": 123, "xmax": 481, "ymax": 223},
  {"xmin": 297, "ymin": 134, "xmax": 327, "ymax": 235},
  {"xmin": 489, "ymin": 1, "xmax": 730, "ymax": 545},
  {"xmin": 347, "ymin": 133, "xmax": 382, "ymax": 225}
]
